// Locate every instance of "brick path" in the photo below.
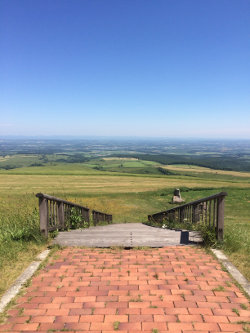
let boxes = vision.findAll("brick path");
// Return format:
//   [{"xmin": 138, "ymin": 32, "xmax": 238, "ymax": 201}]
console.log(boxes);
[{"xmin": 0, "ymin": 246, "xmax": 249, "ymax": 332}]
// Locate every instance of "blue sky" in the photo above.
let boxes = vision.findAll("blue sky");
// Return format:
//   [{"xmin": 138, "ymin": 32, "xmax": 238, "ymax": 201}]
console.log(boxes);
[{"xmin": 0, "ymin": 0, "xmax": 249, "ymax": 138}]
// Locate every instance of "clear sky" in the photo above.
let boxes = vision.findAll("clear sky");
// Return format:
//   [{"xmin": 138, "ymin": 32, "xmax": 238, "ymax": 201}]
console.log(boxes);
[{"xmin": 0, "ymin": 0, "xmax": 249, "ymax": 138}]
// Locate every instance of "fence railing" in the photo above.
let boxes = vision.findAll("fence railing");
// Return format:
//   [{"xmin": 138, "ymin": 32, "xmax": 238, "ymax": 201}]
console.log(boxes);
[
  {"xmin": 148, "ymin": 192, "xmax": 227, "ymax": 241},
  {"xmin": 92, "ymin": 210, "xmax": 112, "ymax": 226},
  {"xmin": 36, "ymin": 193, "xmax": 112, "ymax": 237}
]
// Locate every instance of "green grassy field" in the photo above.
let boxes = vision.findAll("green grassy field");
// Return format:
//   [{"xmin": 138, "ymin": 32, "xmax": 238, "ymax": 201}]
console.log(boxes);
[{"xmin": 0, "ymin": 157, "xmax": 249, "ymax": 297}]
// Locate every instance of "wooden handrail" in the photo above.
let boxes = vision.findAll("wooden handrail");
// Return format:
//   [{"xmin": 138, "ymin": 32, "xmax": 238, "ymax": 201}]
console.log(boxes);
[
  {"xmin": 36, "ymin": 193, "xmax": 89, "ymax": 211},
  {"xmin": 150, "ymin": 192, "xmax": 227, "ymax": 217},
  {"xmin": 148, "ymin": 192, "xmax": 227, "ymax": 241},
  {"xmin": 36, "ymin": 193, "xmax": 112, "ymax": 237}
]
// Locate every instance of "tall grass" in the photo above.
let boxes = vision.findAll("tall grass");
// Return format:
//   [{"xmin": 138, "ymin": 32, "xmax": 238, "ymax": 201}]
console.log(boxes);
[
  {"xmin": 0, "ymin": 208, "xmax": 42, "ymax": 243},
  {"xmin": 0, "ymin": 195, "xmax": 44, "ymax": 242},
  {"xmin": 0, "ymin": 195, "xmax": 46, "ymax": 297},
  {"xmin": 223, "ymin": 222, "xmax": 250, "ymax": 254}
]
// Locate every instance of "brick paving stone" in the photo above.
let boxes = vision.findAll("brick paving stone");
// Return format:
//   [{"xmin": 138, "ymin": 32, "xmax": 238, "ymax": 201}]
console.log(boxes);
[
  {"xmin": 0, "ymin": 246, "xmax": 249, "ymax": 332},
  {"xmin": 12, "ymin": 323, "xmax": 39, "ymax": 331}
]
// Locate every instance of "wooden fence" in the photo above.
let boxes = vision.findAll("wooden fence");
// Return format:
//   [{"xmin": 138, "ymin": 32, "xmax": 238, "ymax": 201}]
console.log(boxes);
[
  {"xmin": 36, "ymin": 193, "xmax": 112, "ymax": 237},
  {"xmin": 92, "ymin": 210, "xmax": 112, "ymax": 226},
  {"xmin": 148, "ymin": 192, "xmax": 227, "ymax": 240}
]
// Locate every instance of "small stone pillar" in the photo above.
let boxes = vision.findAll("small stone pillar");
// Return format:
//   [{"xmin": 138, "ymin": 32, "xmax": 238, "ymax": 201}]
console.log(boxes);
[{"xmin": 172, "ymin": 188, "xmax": 185, "ymax": 204}]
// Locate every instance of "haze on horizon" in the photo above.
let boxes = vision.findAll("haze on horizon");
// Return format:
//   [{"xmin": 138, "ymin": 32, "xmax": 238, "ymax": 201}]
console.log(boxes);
[{"xmin": 0, "ymin": 0, "xmax": 250, "ymax": 139}]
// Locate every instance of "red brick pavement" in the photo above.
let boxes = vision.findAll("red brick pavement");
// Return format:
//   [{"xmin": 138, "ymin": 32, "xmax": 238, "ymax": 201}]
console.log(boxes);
[{"xmin": 0, "ymin": 246, "xmax": 249, "ymax": 332}]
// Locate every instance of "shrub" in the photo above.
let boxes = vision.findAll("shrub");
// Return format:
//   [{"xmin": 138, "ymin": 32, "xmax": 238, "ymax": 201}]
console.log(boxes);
[
  {"xmin": 196, "ymin": 224, "xmax": 217, "ymax": 247},
  {"xmin": 67, "ymin": 208, "xmax": 89, "ymax": 230}
]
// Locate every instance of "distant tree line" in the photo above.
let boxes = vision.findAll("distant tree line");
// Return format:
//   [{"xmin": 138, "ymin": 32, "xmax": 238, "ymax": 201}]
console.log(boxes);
[{"xmin": 109, "ymin": 154, "xmax": 250, "ymax": 172}]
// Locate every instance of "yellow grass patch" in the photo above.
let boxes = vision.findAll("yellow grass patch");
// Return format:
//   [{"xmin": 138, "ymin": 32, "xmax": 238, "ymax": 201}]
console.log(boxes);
[
  {"xmin": 225, "ymin": 251, "xmax": 250, "ymax": 281},
  {"xmin": 162, "ymin": 164, "xmax": 250, "ymax": 178},
  {"xmin": 0, "ymin": 156, "xmax": 10, "ymax": 162},
  {"xmin": 0, "ymin": 173, "xmax": 249, "ymax": 197},
  {"xmin": 102, "ymin": 157, "xmax": 139, "ymax": 161},
  {"xmin": 0, "ymin": 242, "xmax": 47, "ymax": 299}
]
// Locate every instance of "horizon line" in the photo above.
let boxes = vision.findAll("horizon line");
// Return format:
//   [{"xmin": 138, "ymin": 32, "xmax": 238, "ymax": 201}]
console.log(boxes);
[{"xmin": 1, "ymin": 135, "xmax": 250, "ymax": 141}]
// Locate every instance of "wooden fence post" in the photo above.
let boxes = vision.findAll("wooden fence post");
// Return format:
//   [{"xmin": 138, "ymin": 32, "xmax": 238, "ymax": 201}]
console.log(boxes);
[
  {"xmin": 58, "ymin": 202, "xmax": 65, "ymax": 230},
  {"xmin": 39, "ymin": 197, "xmax": 48, "ymax": 238},
  {"xmin": 92, "ymin": 211, "xmax": 96, "ymax": 226},
  {"xmin": 179, "ymin": 207, "xmax": 184, "ymax": 222},
  {"xmin": 81, "ymin": 208, "xmax": 90, "ymax": 227},
  {"xmin": 217, "ymin": 195, "xmax": 225, "ymax": 241},
  {"xmin": 192, "ymin": 204, "xmax": 200, "ymax": 223}
]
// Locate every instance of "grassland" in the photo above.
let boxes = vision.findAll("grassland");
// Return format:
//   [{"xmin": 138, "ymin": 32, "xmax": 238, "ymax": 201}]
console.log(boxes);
[
  {"xmin": 163, "ymin": 164, "xmax": 250, "ymax": 177},
  {"xmin": 0, "ymin": 157, "xmax": 249, "ymax": 297}
]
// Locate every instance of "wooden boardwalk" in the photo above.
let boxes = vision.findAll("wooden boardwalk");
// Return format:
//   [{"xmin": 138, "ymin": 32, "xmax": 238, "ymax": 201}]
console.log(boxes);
[{"xmin": 53, "ymin": 223, "xmax": 202, "ymax": 247}]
